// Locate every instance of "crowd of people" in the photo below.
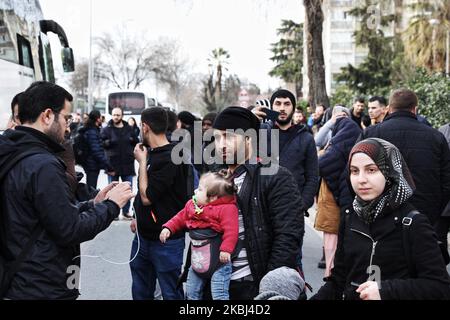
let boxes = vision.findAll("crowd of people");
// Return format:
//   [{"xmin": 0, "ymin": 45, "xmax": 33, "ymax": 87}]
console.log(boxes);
[{"xmin": 0, "ymin": 81, "xmax": 449, "ymax": 300}]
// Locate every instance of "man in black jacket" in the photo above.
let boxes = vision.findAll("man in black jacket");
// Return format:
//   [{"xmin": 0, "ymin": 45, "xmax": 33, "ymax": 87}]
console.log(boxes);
[
  {"xmin": 0, "ymin": 82, "xmax": 133, "ymax": 300},
  {"xmin": 101, "ymin": 107, "xmax": 139, "ymax": 219},
  {"xmin": 212, "ymin": 106, "xmax": 304, "ymax": 300},
  {"xmin": 359, "ymin": 88, "xmax": 450, "ymax": 263},
  {"xmin": 255, "ymin": 89, "xmax": 318, "ymax": 274}
]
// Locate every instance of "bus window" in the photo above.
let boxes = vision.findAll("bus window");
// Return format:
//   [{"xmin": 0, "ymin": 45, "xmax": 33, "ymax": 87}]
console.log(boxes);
[
  {"xmin": 0, "ymin": 17, "xmax": 17, "ymax": 63},
  {"xmin": 17, "ymin": 34, "xmax": 34, "ymax": 70},
  {"xmin": 108, "ymin": 92, "xmax": 146, "ymax": 116},
  {"xmin": 38, "ymin": 33, "xmax": 55, "ymax": 82}
]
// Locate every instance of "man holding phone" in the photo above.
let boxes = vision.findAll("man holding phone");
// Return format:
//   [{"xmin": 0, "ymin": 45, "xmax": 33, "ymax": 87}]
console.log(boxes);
[{"xmin": 254, "ymin": 89, "xmax": 319, "ymax": 277}]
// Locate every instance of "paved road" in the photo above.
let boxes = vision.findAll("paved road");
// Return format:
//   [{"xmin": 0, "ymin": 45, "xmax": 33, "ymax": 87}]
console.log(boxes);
[{"xmin": 78, "ymin": 170, "xmax": 326, "ymax": 300}]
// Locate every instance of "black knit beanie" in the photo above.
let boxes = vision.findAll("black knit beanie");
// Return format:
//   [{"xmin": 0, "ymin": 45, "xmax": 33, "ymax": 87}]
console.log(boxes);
[
  {"xmin": 213, "ymin": 106, "xmax": 260, "ymax": 132},
  {"xmin": 270, "ymin": 89, "xmax": 296, "ymax": 108}
]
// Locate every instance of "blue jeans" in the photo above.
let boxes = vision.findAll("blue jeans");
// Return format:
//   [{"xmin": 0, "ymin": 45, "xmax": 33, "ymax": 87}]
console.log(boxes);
[
  {"xmin": 108, "ymin": 175, "xmax": 134, "ymax": 214},
  {"xmin": 130, "ymin": 235, "xmax": 185, "ymax": 300},
  {"xmin": 186, "ymin": 262, "xmax": 232, "ymax": 300}
]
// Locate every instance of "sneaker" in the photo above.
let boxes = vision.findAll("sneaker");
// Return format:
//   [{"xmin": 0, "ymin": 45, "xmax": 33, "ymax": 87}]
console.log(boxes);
[{"xmin": 122, "ymin": 213, "xmax": 134, "ymax": 220}]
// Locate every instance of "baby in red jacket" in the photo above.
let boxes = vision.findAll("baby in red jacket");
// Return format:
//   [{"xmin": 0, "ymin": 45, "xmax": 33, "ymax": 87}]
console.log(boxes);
[{"xmin": 160, "ymin": 170, "xmax": 238, "ymax": 300}]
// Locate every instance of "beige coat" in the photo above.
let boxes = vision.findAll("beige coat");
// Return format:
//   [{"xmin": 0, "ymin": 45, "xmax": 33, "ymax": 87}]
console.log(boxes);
[{"xmin": 314, "ymin": 179, "xmax": 341, "ymax": 234}]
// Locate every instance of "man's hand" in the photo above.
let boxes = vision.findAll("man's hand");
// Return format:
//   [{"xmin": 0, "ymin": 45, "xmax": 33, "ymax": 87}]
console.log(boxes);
[
  {"xmin": 159, "ymin": 228, "xmax": 171, "ymax": 243},
  {"xmin": 356, "ymin": 281, "xmax": 381, "ymax": 300},
  {"xmin": 94, "ymin": 181, "xmax": 119, "ymax": 204},
  {"xmin": 106, "ymin": 182, "xmax": 134, "ymax": 208},
  {"xmin": 331, "ymin": 111, "xmax": 348, "ymax": 124},
  {"xmin": 130, "ymin": 219, "xmax": 137, "ymax": 233},
  {"xmin": 219, "ymin": 251, "xmax": 231, "ymax": 263},
  {"xmin": 252, "ymin": 106, "xmax": 267, "ymax": 122},
  {"xmin": 134, "ymin": 143, "xmax": 148, "ymax": 163}
]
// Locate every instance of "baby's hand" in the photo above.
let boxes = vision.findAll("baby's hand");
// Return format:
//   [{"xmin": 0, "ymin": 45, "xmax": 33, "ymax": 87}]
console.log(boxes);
[
  {"xmin": 219, "ymin": 251, "xmax": 231, "ymax": 263},
  {"xmin": 159, "ymin": 228, "xmax": 171, "ymax": 243}
]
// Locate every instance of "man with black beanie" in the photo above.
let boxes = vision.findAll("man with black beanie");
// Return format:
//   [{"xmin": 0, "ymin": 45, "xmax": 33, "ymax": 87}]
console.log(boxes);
[
  {"xmin": 211, "ymin": 106, "xmax": 304, "ymax": 300},
  {"xmin": 259, "ymin": 89, "xmax": 318, "ymax": 276}
]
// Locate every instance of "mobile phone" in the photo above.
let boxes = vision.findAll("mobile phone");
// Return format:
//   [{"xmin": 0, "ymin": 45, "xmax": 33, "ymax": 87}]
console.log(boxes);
[{"xmin": 261, "ymin": 108, "xmax": 280, "ymax": 122}]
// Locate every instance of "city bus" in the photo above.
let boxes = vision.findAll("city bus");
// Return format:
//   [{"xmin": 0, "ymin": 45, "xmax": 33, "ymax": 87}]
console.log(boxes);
[
  {"xmin": 0, "ymin": 0, "xmax": 75, "ymax": 131},
  {"xmin": 105, "ymin": 90, "xmax": 159, "ymax": 125}
]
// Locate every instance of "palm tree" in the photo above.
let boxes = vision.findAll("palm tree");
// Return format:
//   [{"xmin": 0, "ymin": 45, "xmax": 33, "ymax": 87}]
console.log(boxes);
[
  {"xmin": 403, "ymin": 0, "xmax": 450, "ymax": 72},
  {"xmin": 303, "ymin": 0, "xmax": 330, "ymax": 109},
  {"xmin": 208, "ymin": 48, "xmax": 230, "ymax": 101}
]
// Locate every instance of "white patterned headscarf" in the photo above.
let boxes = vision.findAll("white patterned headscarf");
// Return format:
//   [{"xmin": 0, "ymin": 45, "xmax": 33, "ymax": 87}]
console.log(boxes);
[{"xmin": 349, "ymin": 138, "xmax": 416, "ymax": 225}]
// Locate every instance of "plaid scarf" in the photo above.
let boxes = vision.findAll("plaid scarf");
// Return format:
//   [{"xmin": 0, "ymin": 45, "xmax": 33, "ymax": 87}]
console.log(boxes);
[{"xmin": 349, "ymin": 138, "xmax": 415, "ymax": 225}]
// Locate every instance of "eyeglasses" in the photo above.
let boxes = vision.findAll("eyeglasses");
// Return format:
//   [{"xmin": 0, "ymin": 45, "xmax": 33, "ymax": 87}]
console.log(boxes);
[{"xmin": 54, "ymin": 112, "xmax": 73, "ymax": 127}]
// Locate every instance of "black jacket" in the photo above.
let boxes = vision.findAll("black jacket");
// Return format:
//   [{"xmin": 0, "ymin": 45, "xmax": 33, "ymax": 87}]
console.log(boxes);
[
  {"xmin": 319, "ymin": 117, "xmax": 362, "ymax": 209},
  {"xmin": 100, "ymin": 120, "xmax": 139, "ymax": 176},
  {"xmin": 79, "ymin": 125, "xmax": 112, "ymax": 172},
  {"xmin": 360, "ymin": 111, "xmax": 450, "ymax": 226},
  {"xmin": 234, "ymin": 163, "xmax": 304, "ymax": 284},
  {"xmin": 0, "ymin": 127, "xmax": 120, "ymax": 300},
  {"xmin": 312, "ymin": 203, "xmax": 450, "ymax": 300},
  {"xmin": 262, "ymin": 122, "xmax": 319, "ymax": 210}
]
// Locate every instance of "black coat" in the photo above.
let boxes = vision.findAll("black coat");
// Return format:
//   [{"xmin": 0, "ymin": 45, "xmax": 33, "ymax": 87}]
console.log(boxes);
[
  {"xmin": 312, "ymin": 203, "xmax": 450, "ymax": 300},
  {"xmin": 79, "ymin": 125, "xmax": 112, "ymax": 172},
  {"xmin": 0, "ymin": 127, "xmax": 120, "ymax": 300},
  {"xmin": 319, "ymin": 117, "xmax": 362, "ymax": 209},
  {"xmin": 360, "ymin": 111, "xmax": 450, "ymax": 226},
  {"xmin": 234, "ymin": 163, "xmax": 304, "ymax": 284},
  {"xmin": 262, "ymin": 122, "xmax": 319, "ymax": 210},
  {"xmin": 100, "ymin": 120, "xmax": 139, "ymax": 176}
]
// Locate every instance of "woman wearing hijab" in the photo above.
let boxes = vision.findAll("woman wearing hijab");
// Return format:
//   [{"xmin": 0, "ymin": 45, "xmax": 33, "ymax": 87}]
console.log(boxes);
[{"xmin": 312, "ymin": 138, "xmax": 450, "ymax": 300}]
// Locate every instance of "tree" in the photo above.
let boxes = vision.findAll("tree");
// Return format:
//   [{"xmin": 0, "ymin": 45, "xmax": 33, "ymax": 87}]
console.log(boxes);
[
  {"xmin": 269, "ymin": 19, "xmax": 304, "ymax": 98},
  {"xmin": 208, "ymin": 48, "xmax": 230, "ymax": 101},
  {"xmin": 151, "ymin": 39, "xmax": 194, "ymax": 108},
  {"xmin": 68, "ymin": 58, "xmax": 105, "ymax": 111},
  {"xmin": 335, "ymin": 0, "xmax": 398, "ymax": 96},
  {"xmin": 303, "ymin": 0, "xmax": 330, "ymax": 109},
  {"xmin": 94, "ymin": 27, "xmax": 157, "ymax": 90},
  {"xmin": 403, "ymin": 0, "xmax": 450, "ymax": 72},
  {"xmin": 401, "ymin": 69, "xmax": 450, "ymax": 128},
  {"xmin": 203, "ymin": 48, "xmax": 231, "ymax": 112}
]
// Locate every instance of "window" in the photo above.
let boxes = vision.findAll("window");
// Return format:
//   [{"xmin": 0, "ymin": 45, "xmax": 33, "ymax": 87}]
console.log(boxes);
[
  {"xmin": 108, "ymin": 92, "xmax": 146, "ymax": 115},
  {"xmin": 38, "ymin": 33, "xmax": 55, "ymax": 82},
  {"xmin": 17, "ymin": 34, "xmax": 34, "ymax": 69}
]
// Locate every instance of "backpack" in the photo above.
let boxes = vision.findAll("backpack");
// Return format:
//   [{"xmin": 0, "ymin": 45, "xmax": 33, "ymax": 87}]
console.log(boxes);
[
  {"xmin": 72, "ymin": 130, "xmax": 89, "ymax": 166},
  {"xmin": 188, "ymin": 228, "xmax": 243, "ymax": 280},
  {"xmin": 189, "ymin": 229, "xmax": 223, "ymax": 279},
  {"xmin": 0, "ymin": 146, "xmax": 44, "ymax": 298},
  {"xmin": 402, "ymin": 210, "xmax": 450, "ymax": 273}
]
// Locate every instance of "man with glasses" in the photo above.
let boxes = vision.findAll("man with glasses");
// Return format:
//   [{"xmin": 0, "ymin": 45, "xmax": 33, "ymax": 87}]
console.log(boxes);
[{"xmin": 0, "ymin": 81, "xmax": 134, "ymax": 299}]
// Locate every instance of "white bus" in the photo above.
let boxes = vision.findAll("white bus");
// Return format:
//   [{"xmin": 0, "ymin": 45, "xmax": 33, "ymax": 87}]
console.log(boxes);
[
  {"xmin": 106, "ymin": 90, "xmax": 159, "ymax": 125},
  {"xmin": 0, "ymin": 0, "xmax": 75, "ymax": 131}
]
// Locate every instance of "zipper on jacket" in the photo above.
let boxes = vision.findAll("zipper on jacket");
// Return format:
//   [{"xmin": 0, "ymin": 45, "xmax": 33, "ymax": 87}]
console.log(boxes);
[
  {"xmin": 350, "ymin": 228, "xmax": 378, "ymax": 277},
  {"xmin": 253, "ymin": 197, "xmax": 263, "ymax": 232}
]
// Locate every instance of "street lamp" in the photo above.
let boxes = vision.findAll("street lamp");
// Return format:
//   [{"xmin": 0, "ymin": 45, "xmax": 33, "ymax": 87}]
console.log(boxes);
[{"xmin": 88, "ymin": 0, "xmax": 93, "ymax": 113}]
